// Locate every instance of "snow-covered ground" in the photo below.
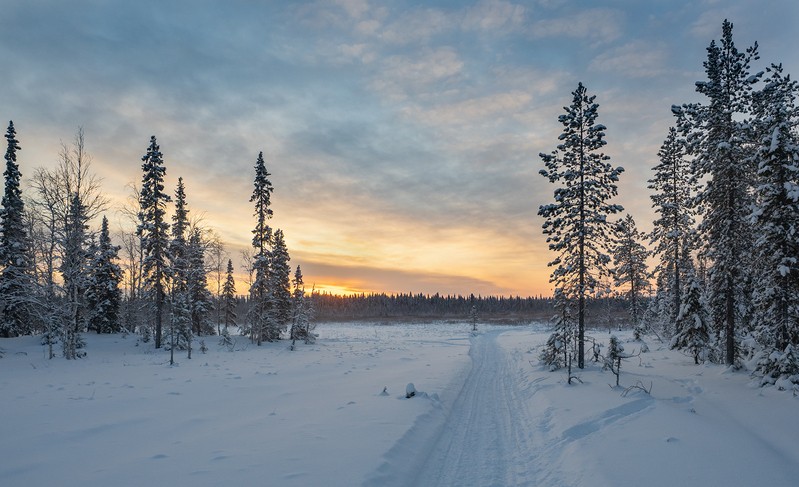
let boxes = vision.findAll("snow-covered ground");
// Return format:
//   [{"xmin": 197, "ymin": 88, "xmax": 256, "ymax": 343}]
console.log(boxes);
[{"xmin": 2, "ymin": 323, "xmax": 798, "ymax": 486}]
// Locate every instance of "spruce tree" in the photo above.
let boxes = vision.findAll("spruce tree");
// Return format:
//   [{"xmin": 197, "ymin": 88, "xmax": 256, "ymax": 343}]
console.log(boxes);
[
  {"xmin": 222, "ymin": 258, "xmax": 237, "ymax": 330},
  {"xmin": 671, "ymin": 266, "xmax": 711, "ymax": 364},
  {"xmin": 674, "ymin": 20, "xmax": 759, "ymax": 365},
  {"xmin": 610, "ymin": 214, "xmax": 651, "ymax": 327},
  {"xmin": 269, "ymin": 229, "xmax": 292, "ymax": 340},
  {"xmin": 539, "ymin": 82, "xmax": 624, "ymax": 368},
  {"xmin": 187, "ymin": 228, "xmax": 213, "ymax": 336},
  {"xmin": 168, "ymin": 177, "xmax": 191, "ymax": 357},
  {"xmin": 0, "ymin": 121, "xmax": 33, "ymax": 337},
  {"xmin": 749, "ymin": 64, "xmax": 799, "ymax": 381},
  {"xmin": 137, "ymin": 136, "xmax": 171, "ymax": 349},
  {"xmin": 85, "ymin": 216, "xmax": 123, "ymax": 334},
  {"xmin": 540, "ymin": 287, "xmax": 574, "ymax": 370},
  {"xmin": 60, "ymin": 194, "xmax": 88, "ymax": 359},
  {"xmin": 290, "ymin": 264, "xmax": 311, "ymax": 348},
  {"xmin": 648, "ymin": 127, "xmax": 697, "ymax": 331},
  {"xmin": 248, "ymin": 151, "xmax": 273, "ymax": 345}
]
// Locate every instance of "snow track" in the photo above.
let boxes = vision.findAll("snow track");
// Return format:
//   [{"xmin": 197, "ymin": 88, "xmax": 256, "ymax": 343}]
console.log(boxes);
[{"xmin": 366, "ymin": 330, "xmax": 541, "ymax": 487}]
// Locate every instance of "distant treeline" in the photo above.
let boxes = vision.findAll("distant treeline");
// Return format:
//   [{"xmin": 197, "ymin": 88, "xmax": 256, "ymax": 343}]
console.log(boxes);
[{"xmin": 308, "ymin": 292, "xmax": 631, "ymax": 324}]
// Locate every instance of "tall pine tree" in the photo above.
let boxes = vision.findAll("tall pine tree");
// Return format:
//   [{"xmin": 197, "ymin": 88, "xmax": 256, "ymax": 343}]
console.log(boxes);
[
  {"xmin": 167, "ymin": 177, "xmax": 191, "ymax": 361},
  {"xmin": 749, "ymin": 64, "xmax": 799, "ymax": 381},
  {"xmin": 137, "ymin": 136, "xmax": 171, "ymax": 349},
  {"xmin": 648, "ymin": 127, "xmax": 697, "ymax": 333},
  {"xmin": 539, "ymin": 82, "xmax": 624, "ymax": 369},
  {"xmin": 248, "ymin": 151, "xmax": 274, "ymax": 345},
  {"xmin": 0, "ymin": 121, "xmax": 33, "ymax": 337},
  {"xmin": 222, "ymin": 258, "xmax": 237, "ymax": 330},
  {"xmin": 674, "ymin": 20, "xmax": 759, "ymax": 365}
]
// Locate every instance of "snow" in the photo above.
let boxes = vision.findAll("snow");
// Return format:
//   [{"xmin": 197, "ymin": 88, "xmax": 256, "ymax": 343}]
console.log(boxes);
[{"xmin": 2, "ymin": 323, "xmax": 799, "ymax": 486}]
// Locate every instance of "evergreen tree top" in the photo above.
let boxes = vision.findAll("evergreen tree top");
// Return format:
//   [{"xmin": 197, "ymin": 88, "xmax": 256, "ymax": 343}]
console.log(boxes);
[
  {"xmin": 251, "ymin": 151, "xmax": 274, "ymax": 252},
  {"xmin": 5, "ymin": 121, "xmax": 20, "ymax": 164},
  {"xmin": 172, "ymin": 177, "xmax": 189, "ymax": 242}
]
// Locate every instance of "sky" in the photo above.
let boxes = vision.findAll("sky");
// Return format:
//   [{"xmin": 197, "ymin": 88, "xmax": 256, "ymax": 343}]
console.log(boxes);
[{"xmin": 1, "ymin": 0, "xmax": 798, "ymax": 297}]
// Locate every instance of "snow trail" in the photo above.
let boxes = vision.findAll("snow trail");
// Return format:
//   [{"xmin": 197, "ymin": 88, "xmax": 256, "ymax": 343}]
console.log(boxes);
[
  {"xmin": 413, "ymin": 330, "xmax": 539, "ymax": 486},
  {"xmin": 366, "ymin": 330, "xmax": 540, "ymax": 487}
]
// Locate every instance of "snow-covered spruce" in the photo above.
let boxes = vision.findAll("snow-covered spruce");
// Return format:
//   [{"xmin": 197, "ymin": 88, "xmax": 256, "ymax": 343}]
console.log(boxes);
[
  {"xmin": 748, "ymin": 64, "xmax": 799, "ymax": 384},
  {"xmin": 248, "ymin": 151, "xmax": 274, "ymax": 345},
  {"xmin": 85, "ymin": 216, "xmax": 123, "ymax": 334},
  {"xmin": 610, "ymin": 214, "xmax": 651, "ymax": 327},
  {"xmin": 0, "ymin": 121, "xmax": 34, "ymax": 338},
  {"xmin": 670, "ymin": 267, "xmax": 711, "ymax": 364},
  {"xmin": 137, "ymin": 135, "xmax": 172, "ymax": 349},
  {"xmin": 673, "ymin": 20, "xmax": 759, "ymax": 366},
  {"xmin": 648, "ymin": 126, "xmax": 697, "ymax": 337}
]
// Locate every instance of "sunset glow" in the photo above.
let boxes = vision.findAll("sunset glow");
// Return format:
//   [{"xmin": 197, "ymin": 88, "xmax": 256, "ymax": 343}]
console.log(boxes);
[{"xmin": 3, "ymin": 1, "xmax": 797, "ymax": 297}]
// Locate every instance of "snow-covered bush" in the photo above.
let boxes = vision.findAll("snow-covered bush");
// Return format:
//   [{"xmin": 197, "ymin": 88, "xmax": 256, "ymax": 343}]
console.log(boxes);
[{"xmin": 540, "ymin": 332, "xmax": 569, "ymax": 371}]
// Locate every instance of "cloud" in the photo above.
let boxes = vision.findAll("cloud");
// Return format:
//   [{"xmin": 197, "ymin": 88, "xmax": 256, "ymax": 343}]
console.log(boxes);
[
  {"xmin": 462, "ymin": 0, "xmax": 527, "ymax": 32},
  {"xmin": 370, "ymin": 47, "xmax": 464, "ymax": 100},
  {"xmin": 588, "ymin": 41, "xmax": 670, "ymax": 78},
  {"xmin": 294, "ymin": 258, "xmax": 512, "ymax": 296},
  {"xmin": 332, "ymin": 0, "xmax": 371, "ymax": 19},
  {"xmin": 530, "ymin": 8, "xmax": 624, "ymax": 44},
  {"xmin": 402, "ymin": 90, "xmax": 532, "ymax": 127},
  {"xmin": 378, "ymin": 8, "xmax": 455, "ymax": 45}
]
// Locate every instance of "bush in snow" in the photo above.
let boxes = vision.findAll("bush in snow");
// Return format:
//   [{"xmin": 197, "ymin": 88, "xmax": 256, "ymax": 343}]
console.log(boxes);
[
  {"xmin": 540, "ymin": 288, "xmax": 574, "ymax": 370},
  {"xmin": 405, "ymin": 383, "xmax": 416, "ymax": 398},
  {"xmin": 540, "ymin": 332, "xmax": 569, "ymax": 371},
  {"xmin": 754, "ymin": 344, "xmax": 799, "ymax": 387},
  {"xmin": 670, "ymin": 270, "xmax": 710, "ymax": 364},
  {"xmin": 219, "ymin": 327, "xmax": 235, "ymax": 351},
  {"xmin": 605, "ymin": 335, "xmax": 625, "ymax": 386}
]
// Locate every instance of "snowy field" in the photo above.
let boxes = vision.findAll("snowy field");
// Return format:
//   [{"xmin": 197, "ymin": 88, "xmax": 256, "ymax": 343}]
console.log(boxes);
[{"xmin": 2, "ymin": 322, "xmax": 799, "ymax": 487}]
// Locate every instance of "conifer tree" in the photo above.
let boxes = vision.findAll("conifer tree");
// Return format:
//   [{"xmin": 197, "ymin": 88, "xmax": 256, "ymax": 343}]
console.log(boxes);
[
  {"xmin": 248, "ymin": 151, "xmax": 274, "ymax": 345},
  {"xmin": 60, "ymin": 194, "xmax": 88, "ymax": 359},
  {"xmin": 648, "ymin": 127, "xmax": 697, "ymax": 331},
  {"xmin": 222, "ymin": 258, "xmax": 237, "ymax": 330},
  {"xmin": 269, "ymin": 229, "xmax": 292, "ymax": 340},
  {"xmin": 0, "ymin": 121, "xmax": 33, "ymax": 337},
  {"xmin": 674, "ymin": 20, "xmax": 759, "ymax": 365},
  {"xmin": 610, "ymin": 214, "xmax": 651, "ymax": 327},
  {"xmin": 671, "ymin": 266, "xmax": 711, "ymax": 364},
  {"xmin": 137, "ymin": 136, "xmax": 171, "ymax": 348},
  {"xmin": 85, "ymin": 216, "xmax": 123, "ymax": 334},
  {"xmin": 187, "ymin": 228, "xmax": 213, "ymax": 336},
  {"xmin": 539, "ymin": 82, "xmax": 624, "ymax": 368},
  {"xmin": 168, "ymin": 177, "xmax": 190, "ymax": 356},
  {"xmin": 540, "ymin": 287, "xmax": 574, "ymax": 370},
  {"xmin": 749, "ymin": 64, "xmax": 799, "ymax": 381},
  {"xmin": 290, "ymin": 265, "xmax": 313, "ymax": 348}
]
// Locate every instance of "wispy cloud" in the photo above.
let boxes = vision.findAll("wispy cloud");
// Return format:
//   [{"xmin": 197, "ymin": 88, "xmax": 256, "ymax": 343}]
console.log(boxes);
[
  {"xmin": 371, "ymin": 47, "xmax": 464, "ymax": 100},
  {"xmin": 589, "ymin": 41, "xmax": 670, "ymax": 78},
  {"xmin": 530, "ymin": 8, "xmax": 624, "ymax": 44},
  {"xmin": 462, "ymin": 0, "xmax": 528, "ymax": 32}
]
